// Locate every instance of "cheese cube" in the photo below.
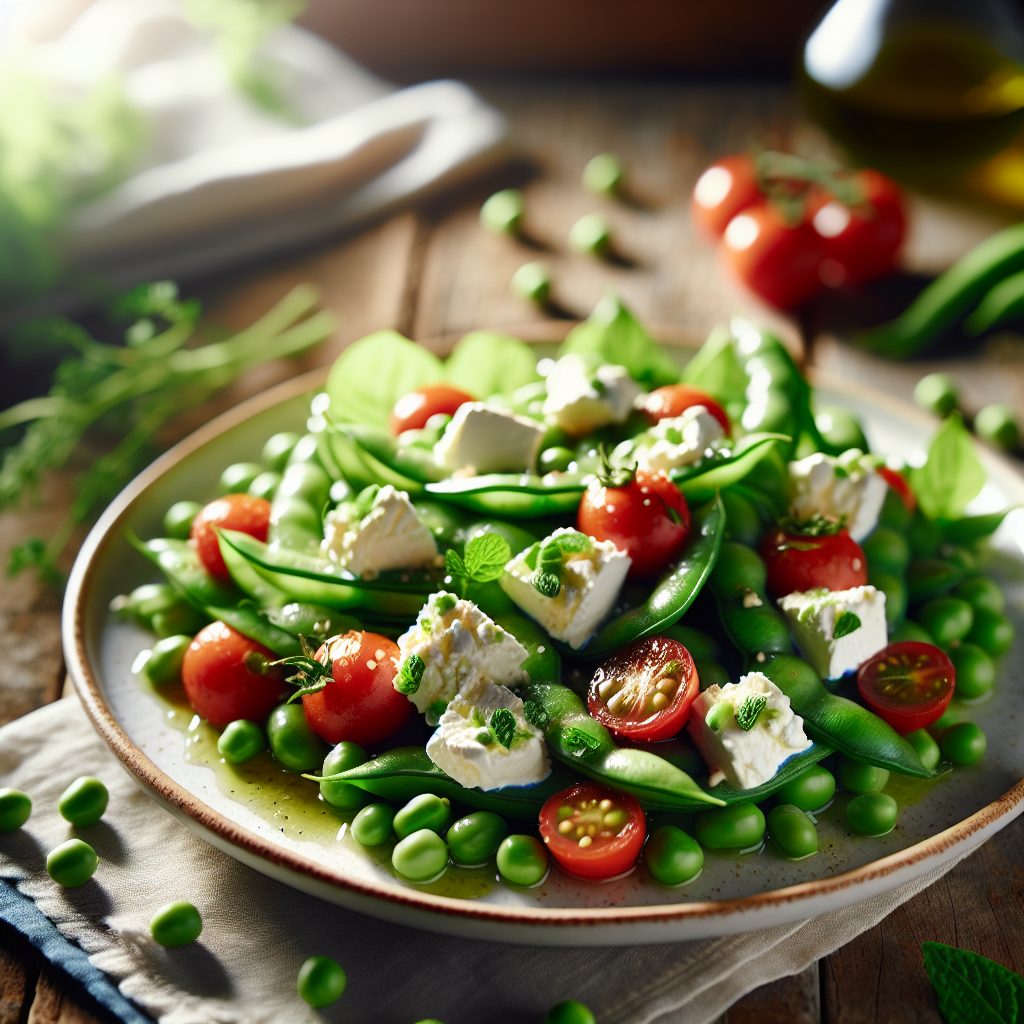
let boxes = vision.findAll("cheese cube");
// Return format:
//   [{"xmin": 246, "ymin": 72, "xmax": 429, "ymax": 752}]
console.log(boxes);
[
  {"xmin": 778, "ymin": 585, "xmax": 888, "ymax": 679},
  {"xmin": 433, "ymin": 403, "xmax": 545, "ymax": 475},
  {"xmin": 542, "ymin": 354, "xmax": 643, "ymax": 436},
  {"xmin": 426, "ymin": 685, "xmax": 550, "ymax": 790},
  {"xmin": 636, "ymin": 405, "xmax": 725, "ymax": 475},
  {"xmin": 687, "ymin": 672, "xmax": 812, "ymax": 790},
  {"xmin": 499, "ymin": 527, "xmax": 630, "ymax": 649},
  {"xmin": 788, "ymin": 451, "xmax": 888, "ymax": 541}
]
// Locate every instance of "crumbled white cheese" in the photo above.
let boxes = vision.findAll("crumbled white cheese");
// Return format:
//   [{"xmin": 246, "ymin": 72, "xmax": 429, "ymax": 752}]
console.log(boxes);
[
  {"xmin": 778, "ymin": 585, "xmax": 888, "ymax": 679},
  {"xmin": 433, "ymin": 403, "xmax": 546, "ymax": 475},
  {"xmin": 788, "ymin": 451, "xmax": 888, "ymax": 541},
  {"xmin": 636, "ymin": 405, "xmax": 725, "ymax": 475},
  {"xmin": 395, "ymin": 592, "xmax": 529, "ymax": 716},
  {"xmin": 426, "ymin": 685, "xmax": 550, "ymax": 791},
  {"xmin": 499, "ymin": 527, "xmax": 630, "ymax": 649},
  {"xmin": 688, "ymin": 672, "xmax": 812, "ymax": 790},
  {"xmin": 542, "ymin": 354, "xmax": 643, "ymax": 436},
  {"xmin": 322, "ymin": 485, "xmax": 437, "ymax": 578}
]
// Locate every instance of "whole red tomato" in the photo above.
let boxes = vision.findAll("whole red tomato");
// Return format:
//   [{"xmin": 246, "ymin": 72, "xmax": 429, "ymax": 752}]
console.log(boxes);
[
  {"xmin": 191, "ymin": 493, "xmax": 271, "ymax": 581},
  {"xmin": 181, "ymin": 621, "xmax": 286, "ymax": 727},
  {"xmin": 578, "ymin": 468, "xmax": 690, "ymax": 580},
  {"xmin": 761, "ymin": 526, "xmax": 867, "ymax": 596},
  {"xmin": 638, "ymin": 384, "xmax": 730, "ymax": 433},
  {"xmin": 691, "ymin": 154, "xmax": 760, "ymax": 239},
  {"xmin": 302, "ymin": 630, "xmax": 412, "ymax": 746},
  {"xmin": 390, "ymin": 383, "xmax": 475, "ymax": 435},
  {"xmin": 721, "ymin": 202, "xmax": 825, "ymax": 310}
]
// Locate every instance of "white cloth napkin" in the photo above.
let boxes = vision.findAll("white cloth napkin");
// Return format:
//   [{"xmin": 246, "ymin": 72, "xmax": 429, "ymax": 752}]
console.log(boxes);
[{"xmin": 0, "ymin": 697, "xmax": 970, "ymax": 1024}]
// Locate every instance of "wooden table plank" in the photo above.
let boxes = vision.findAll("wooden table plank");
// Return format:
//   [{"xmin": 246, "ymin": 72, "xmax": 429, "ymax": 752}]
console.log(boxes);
[
  {"xmin": 726, "ymin": 963, "xmax": 821, "ymax": 1024},
  {"xmin": 0, "ymin": 931, "xmax": 34, "ymax": 1024}
]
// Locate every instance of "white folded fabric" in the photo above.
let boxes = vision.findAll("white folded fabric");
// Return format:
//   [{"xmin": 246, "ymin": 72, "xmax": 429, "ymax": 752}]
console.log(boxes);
[{"xmin": 0, "ymin": 698, "xmax": 969, "ymax": 1024}]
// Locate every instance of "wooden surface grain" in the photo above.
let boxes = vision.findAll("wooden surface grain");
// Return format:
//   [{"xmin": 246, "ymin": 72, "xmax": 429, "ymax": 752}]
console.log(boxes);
[{"xmin": 1, "ymin": 78, "xmax": 1023, "ymax": 1024}]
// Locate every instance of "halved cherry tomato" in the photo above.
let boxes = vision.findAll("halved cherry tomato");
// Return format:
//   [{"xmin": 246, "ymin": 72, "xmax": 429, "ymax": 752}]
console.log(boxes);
[
  {"xmin": 721, "ymin": 202, "xmax": 825, "ymax": 310},
  {"xmin": 578, "ymin": 469, "xmax": 690, "ymax": 579},
  {"xmin": 638, "ymin": 384, "xmax": 730, "ymax": 433},
  {"xmin": 691, "ymin": 154, "xmax": 760, "ymax": 240},
  {"xmin": 191, "ymin": 493, "xmax": 271, "ymax": 581},
  {"xmin": 588, "ymin": 637, "xmax": 699, "ymax": 742},
  {"xmin": 390, "ymin": 383, "xmax": 475, "ymax": 435},
  {"xmin": 181, "ymin": 621, "xmax": 286, "ymax": 728},
  {"xmin": 877, "ymin": 466, "xmax": 917, "ymax": 512},
  {"xmin": 857, "ymin": 642, "xmax": 955, "ymax": 733},
  {"xmin": 539, "ymin": 782, "xmax": 646, "ymax": 880},
  {"xmin": 761, "ymin": 527, "xmax": 867, "ymax": 596},
  {"xmin": 302, "ymin": 631, "xmax": 412, "ymax": 746}
]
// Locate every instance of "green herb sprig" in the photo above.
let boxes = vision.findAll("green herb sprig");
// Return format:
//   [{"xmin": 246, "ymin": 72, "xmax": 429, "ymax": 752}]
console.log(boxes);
[
  {"xmin": 833, "ymin": 610, "xmax": 862, "ymax": 639},
  {"xmin": 445, "ymin": 532, "xmax": 511, "ymax": 596}
]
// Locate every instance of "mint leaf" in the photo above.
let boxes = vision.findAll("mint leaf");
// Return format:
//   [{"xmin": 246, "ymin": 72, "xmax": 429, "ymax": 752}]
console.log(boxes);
[
  {"xmin": 395, "ymin": 654, "xmax": 425, "ymax": 695},
  {"xmin": 445, "ymin": 330, "xmax": 540, "ymax": 398},
  {"xmin": 532, "ymin": 572, "xmax": 560, "ymax": 598},
  {"xmin": 736, "ymin": 695, "xmax": 768, "ymax": 731},
  {"xmin": 490, "ymin": 708, "xmax": 517, "ymax": 749},
  {"xmin": 463, "ymin": 533, "xmax": 511, "ymax": 582},
  {"xmin": 909, "ymin": 413, "xmax": 986, "ymax": 521},
  {"xmin": 445, "ymin": 548, "xmax": 466, "ymax": 578},
  {"xmin": 833, "ymin": 610, "xmax": 862, "ymax": 639},
  {"xmin": 562, "ymin": 727, "xmax": 602, "ymax": 758},
  {"xmin": 922, "ymin": 942, "xmax": 1023, "ymax": 1024}
]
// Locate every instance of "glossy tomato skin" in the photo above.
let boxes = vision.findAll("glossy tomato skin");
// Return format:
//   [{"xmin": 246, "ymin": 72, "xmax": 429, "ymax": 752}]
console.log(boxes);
[
  {"xmin": 638, "ymin": 384, "xmax": 730, "ymax": 434},
  {"xmin": 691, "ymin": 154, "xmax": 761, "ymax": 240},
  {"xmin": 761, "ymin": 527, "xmax": 867, "ymax": 596},
  {"xmin": 302, "ymin": 631, "xmax": 411, "ymax": 746},
  {"xmin": 191, "ymin": 494, "xmax": 271, "ymax": 582},
  {"xmin": 877, "ymin": 466, "xmax": 917, "ymax": 512},
  {"xmin": 857, "ymin": 642, "xmax": 955, "ymax": 733},
  {"xmin": 588, "ymin": 637, "xmax": 699, "ymax": 742},
  {"xmin": 539, "ymin": 782, "xmax": 646, "ymax": 881},
  {"xmin": 578, "ymin": 470, "xmax": 690, "ymax": 580},
  {"xmin": 181, "ymin": 621, "xmax": 286, "ymax": 728},
  {"xmin": 390, "ymin": 384, "xmax": 475, "ymax": 435},
  {"xmin": 722, "ymin": 202, "xmax": 825, "ymax": 310}
]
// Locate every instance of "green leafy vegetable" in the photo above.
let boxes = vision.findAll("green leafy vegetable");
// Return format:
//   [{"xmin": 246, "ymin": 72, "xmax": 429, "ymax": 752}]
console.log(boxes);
[
  {"xmin": 922, "ymin": 942, "xmax": 1023, "ymax": 1024},
  {"xmin": 445, "ymin": 533, "xmax": 512, "ymax": 595},
  {"xmin": 909, "ymin": 413, "xmax": 986, "ymax": 521},
  {"xmin": 490, "ymin": 708, "xmax": 517, "ymax": 749},
  {"xmin": 532, "ymin": 572, "xmax": 560, "ymax": 598},
  {"xmin": 395, "ymin": 654, "xmax": 425, "ymax": 695},
  {"xmin": 833, "ymin": 611, "xmax": 862, "ymax": 639},
  {"xmin": 444, "ymin": 331, "xmax": 540, "ymax": 398},
  {"xmin": 682, "ymin": 327, "xmax": 748, "ymax": 408},
  {"xmin": 736, "ymin": 695, "xmax": 768, "ymax": 731}
]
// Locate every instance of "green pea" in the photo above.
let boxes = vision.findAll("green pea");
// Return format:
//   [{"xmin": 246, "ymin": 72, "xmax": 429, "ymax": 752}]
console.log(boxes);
[
  {"xmin": 496, "ymin": 834, "xmax": 548, "ymax": 887},
  {"xmin": 320, "ymin": 743, "xmax": 369, "ymax": 811},
  {"xmin": 270, "ymin": 497, "xmax": 320, "ymax": 535},
  {"xmin": 569, "ymin": 213, "xmax": 611, "ymax": 256},
  {"xmin": 846, "ymin": 793, "xmax": 898, "ymax": 836},
  {"xmin": 878, "ymin": 485, "xmax": 912, "ymax": 531},
  {"xmin": 394, "ymin": 793, "xmax": 451, "ymax": 839},
  {"xmin": 955, "ymin": 576, "xmax": 1005, "ymax": 615},
  {"xmin": 58, "ymin": 777, "xmax": 109, "ymax": 827},
  {"xmin": 863, "ymin": 527, "xmax": 911, "ymax": 574},
  {"xmin": 219, "ymin": 462, "xmax": 264, "ymax": 495},
  {"xmin": 125, "ymin": 583, "xmax": 179, "ymax": 625},
  {"xmin": 46, "ymin": 839, "xmax": 98, "ymax": 887},
  {"xmin": 262, "ymin": 431, "xmax": 301, "ymax": 471},
  {"xmin": 974, "ymin": 403, "xmax": 1019, "ymax": 450},
  {"xmin": 545, "ymin": 1000, "xmax": 596, "ymax": 1024},
  {"xmin": 870, "ymin": 571, "xmax": 907, "ymax": 630},
  {"xmin": 149, "ymin": 900, "xmax": 202, "ymax": 947},
  {"xmin": 480, "ymin": 188, "xmax": 524, "ymax": 234},
  {"xmin": 248, "ymin": 470, "xmax": 281, "ymax": 501},
  {"xmin": 297, "ymin": 955, "xmax": 347, "ymax": 1007},
  {"xmin": 815, "ymin": 405, "xmax": 869, "ymax": 454},
  {"xmin": 968, "ymin": 607, "xmax": 1014, "ymax": 657},
  {"xmin": 889, "ymin": 620, "xmax": 934, "ymax": 644},
  {"xmin": 151, "ymin": 603, "xmax": 206, "ymax": 640},
  {"xmin": 163, "ymin": 500, "xmax": 202, "ymax": 540},
  {"xmin": 694, "ymin": 658, "xmax": 730, "ymax": 692},
  {"xmin": 644, "ymin": 825, "xmax": 703, "ymax": 885},
  {"xmin": 218, "ymin": 720, "xmax": 265, "ymax": 764},
  {"xmin": 145, "ymin": 634, "xmax": 191, "ymax": 686},
  {"xmin": 776, "ymin": 765, "xmax": 836, "ymax": 812},
  {"xmin": 918, "ymin": 597, "xmax": 973, "ymax": 646},
  {"xmin": 949, "ymin": 642, "xmax": 995, "ymax": 701},
  {"xmin": 511, "ymin": 262, "xmax": 551, "ymax": 306},
  {"xmin": 907, "ymin": 510, "xmax": 943, "ymax": 558},
  {"xmin": 286, "ymin": 434, "xmax": 324, "ymax": 468},
  {"xmin": 905, "ymin": 729, "xmax": 941, "ymax": 772},
  {"xmin": 267, "ymin": 704, "xmax": 328, "ymax": 773},
  {"xmin": 539, "ymin": 446, "xmax": 575, "ymax": 473},
  {"xmin": 768, "ymin": 804, "xmax": 818, "ymax": 859},
  {"xmin": 392, "ymin": 828, "xmax": 448, "ymax": 882},
  {"xmin": 839, "ymin": 756, "xmax": 890, "ymax": 795},
  {"xmin": 695, "ymin": 803, "xmax": 766, "ymax": 850},
  {"xmin": 0, "ymin": 789, "xmax": 31, "ymax": 832},
  {"xmin": 446, "ymin": 812, "xmax": 509, "ymax": 867},
  {"xmin": 913, "ymin": 372, "xmax": 958, "ymax": 417},
  {"xmin": 940, "ymin": 722, "xmax": 987, "ymax": 765},
  {"xmin": 721, "ymin": 489, "xmax": 762, "ymax": 546},
  {"xmin": 583, "ymin": 152, "xmax": 623, "ymax": 195},
  {"xmin": 278, "ymin": 462, "xmax": 331, "ymax": 507},
  {"xmin": 351, "ymin": 803, "xmax": 394, "ymax": 847}
]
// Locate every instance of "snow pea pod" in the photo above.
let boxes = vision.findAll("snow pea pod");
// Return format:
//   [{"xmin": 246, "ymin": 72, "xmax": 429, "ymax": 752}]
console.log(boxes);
[
  {"xmin": 130, "ymin": 534, "xmax": 239, "ymax": 609},
  {"xmin": 319, "ymin": 423, "xmax": 425, "ymax": 494},
  {"xmin": 218, "ymin": 532, "xmax": 290, "ymax": 606},
  {"xmin": 207, "ymin": 605, "xmax": 302, "ymax": 657},
  {"xmin": 761, "ymin": 656, "xmax": 930, "ymax": 778},
  {"xmin": 964, "ymin": 267, "xmax": 1024, "ymax": 336},
  {"xmin": 706, "ymin": 742, "xmax": 834, "ymax": 804},
  {"xmin": 425, "ymin": 473, "xmax": 589, "ymax": 518},
  {"xmin": 557, "ymin": 495, "xmax": 724, "ymax": 661},
  {"xmin": 521, "ymin": 682, "xmax": 725, "ymax": 809},
  {"xmin": 671, "ymin": 434, "xmax": 789, "ymax": 501},
  {"xmin": 342, "ymin": 424, "xmax": 448, "ymax": 484},
  {"xmin": 939, "ymin": 509, "xmax": 1015, "ymax": 545}
]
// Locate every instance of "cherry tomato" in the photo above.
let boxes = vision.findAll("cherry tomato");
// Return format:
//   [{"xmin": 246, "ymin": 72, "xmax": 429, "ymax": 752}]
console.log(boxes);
[
  {"xmin": 877, "ymin": 466, "xmax": 917, "ymax": 512},
  {"xmin": 761, "ymin": 527, "xmax": 867, "ymax": 596},
  {"xmin": 588, "ymin": 637, "xmax": 699, "ymax": 742},
  {"xmin": 691, "ymin": 154, "xmax": 760, "ymax": 240},
  {"xmin": 811, "ymin": 170, "xmax": 905, "ymax": 288},
  {"xmin": 578, "ymin": 469, "xmax": 690, "ymax": 580},
  {"xmin": 721, "ymin": 202, "xmax": 825, "ymax": 310},
  {"xmin": 181, "ymin": 621, "xmax": 286, "ymax": 728},
  {"xmin": 302, "ymin": 631, "xmax": 412, "ymax": 746},
  {"xmin": 191, "ymin": 494, "xmax": 271, "ymax": 582},
  {"xmin": 638, "ymin": 384, "xmax": 730, "ymax": 433},
  {"xmin": 857, "ymin": 642, "xmax": 955, "ymax": 733},
  {"xmin": 539, "ymin": 782, "xmax": 646, "ymax": 880},
  {"xmin": 390, "ymin": 384, "xmax": 475, "ymax": 435}
]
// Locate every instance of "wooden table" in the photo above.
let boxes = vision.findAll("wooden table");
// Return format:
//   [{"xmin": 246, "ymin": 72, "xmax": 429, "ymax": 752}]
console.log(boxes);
[{"xmin": 1, "ymin": 78, "xmax": 1022, "ymax": 1024}]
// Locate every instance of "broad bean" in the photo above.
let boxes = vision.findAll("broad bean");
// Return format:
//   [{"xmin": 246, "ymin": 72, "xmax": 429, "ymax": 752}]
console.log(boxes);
[
  {"xmin": 695, "ymin": 803, "xmax": 765, "ymax": 850},
  {"xmin": 446, "ymin": 812, "xmax": 508, "ymax": 866},
  {"xmin": 838, "ymin": 756, "xmax": 889, "ymax": 795},
  {"xmin": 949, "ymin": 643, "xmax": 995, "ymax": 701},
  {"xmin": 351, "ymin": 804, "xmax": 395, "ymax": 847},
  {"xmin": 940, "ymin": 723, "xmax": 986, "ymax": 765},
  {"xmin": 394, "ymin": 794, "xmax": 451, "ymax": 839},
  {"xmin": 392, "ymin": 829, "xmax": 448, "ymax": 881},
  {"xmin": 768, "ymin": 804, "xmax": 818, "ymax": 858},
  {"xmin": 846, "ymin": 792, "xmax": 898, "ymax": 835},
  {"xmin": 776, "ymin": 765, "xmax": 835, "ymax": 812},
  {"xmin": 644, "ymin": 825, "xmax": 703, "ymax": 885}
]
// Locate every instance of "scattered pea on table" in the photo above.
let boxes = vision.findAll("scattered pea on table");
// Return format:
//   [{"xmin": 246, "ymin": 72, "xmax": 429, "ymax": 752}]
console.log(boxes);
[
  {"xmin": 0, "ymin": 788, "xmax": 31, "ymax": 833},
  {"xmin": 480, "ymin": 188, "xmax": 524, "ymax": 235},
  {"xmin": 545, "ymin": 1000, "xmax": 597, "ymax": 1024},
  {"xmin": 46, "ymin": 839, "xmax": 98, "ymax": 887},
  {"xmin": 297, "ymin": 955, "xmax": 347, "ymax": 1007},
  {"xmin": 511, "ymin": 261, "xmax": 552, "ymax": 306},
  {"xmin": 149, "ymin": 901, "xmax": 203, "ymax": 947},
  {"xmin": 913, "ymin": 372, "xmax": 958, "ymax": 417},
  {"xmin": 58, "ymin": 777, "xmax": 109, "ymax": 827},
  {"xmin": 568, "ymin": 213, "xmax": 612, "ymax": 256},
  {"xmin": 582, "ymin": 152, "xmax": 623, "ymax": 195}
]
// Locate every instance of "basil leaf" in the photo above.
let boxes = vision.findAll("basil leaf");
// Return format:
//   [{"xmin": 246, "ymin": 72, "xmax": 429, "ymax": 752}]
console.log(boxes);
[
  {"xmin": 922, "ymin": 942, "xmax": 1023, "ymax": 1024},
  {"xmin": 682, "ymin": 327, "xmax": 748, "ymax": 405},
  {"xmin": 909, "ymin": 413, "xmax": 986, "ymax": 521},
  {"xmin": 463, "ymin": 532, "xmax": 511, "ymax": 583},
  {"xmin": 833, "ymin": 610, "xmax": 862, "ymax": 638},
  {"xmin": 445, "ymin": 331, "xmax": 540, "ymax": 398}
]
